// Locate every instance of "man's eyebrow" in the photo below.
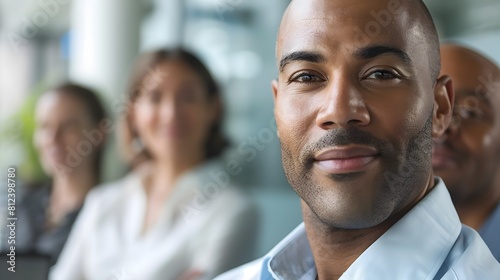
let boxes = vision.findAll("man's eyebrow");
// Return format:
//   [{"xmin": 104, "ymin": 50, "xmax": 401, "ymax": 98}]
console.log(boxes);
[
  {"xmin": 279, "ymin": 51, "xmax": 326, "ymax": 72},
  {"xmin": 355, "ymin": 45, "xmax": 412, "ymax": 65}
]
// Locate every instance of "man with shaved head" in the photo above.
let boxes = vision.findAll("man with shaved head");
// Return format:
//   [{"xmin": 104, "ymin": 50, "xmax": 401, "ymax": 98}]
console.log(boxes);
[
  {"xmin": 433, "ymin": 44, "xmax": 500, "ymax": 261},
  {"xmin": 216, "ymin": 0, "xmax": 500, "ymax": 279}
]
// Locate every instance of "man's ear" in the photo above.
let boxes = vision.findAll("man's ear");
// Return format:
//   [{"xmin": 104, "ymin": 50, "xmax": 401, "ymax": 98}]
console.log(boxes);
[
  {"xmin": 271, "ymin": 79, "xmax": 279, "ymax": 103},
  {"xmin": 432, "ymin": 75, "xmax": 454, "ymax": 139},
  {"xmin": 271, "ymin": 79, "xmax": 280, "ymax": 139}
]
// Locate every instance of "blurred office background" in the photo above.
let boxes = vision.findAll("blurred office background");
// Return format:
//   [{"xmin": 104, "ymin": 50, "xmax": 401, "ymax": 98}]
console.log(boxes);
[{"xmin": 0, "ymin": 0, "xmax": 499, "ymax": 257}]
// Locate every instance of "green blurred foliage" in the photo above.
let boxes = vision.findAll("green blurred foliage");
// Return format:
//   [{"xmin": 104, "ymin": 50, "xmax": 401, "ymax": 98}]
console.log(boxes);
[{"xmin": 0, "ymin": 84, "xmax": 49, "ymax": 183}]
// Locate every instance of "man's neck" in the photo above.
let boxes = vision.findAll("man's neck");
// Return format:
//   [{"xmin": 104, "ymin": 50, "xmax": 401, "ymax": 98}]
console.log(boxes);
[
  {"xmin": 305, "ymin": 176, "xmax": 436, "ymax": 280},
  {"xmin": 303, "ymin": 206, "xmax": 397, "ymax": 280}
]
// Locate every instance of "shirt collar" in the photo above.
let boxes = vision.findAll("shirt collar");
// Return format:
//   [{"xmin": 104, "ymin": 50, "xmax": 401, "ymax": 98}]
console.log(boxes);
[
  {"xmin": 266, "ymin": 178, "xmax": 461, "ymax": 280},
  {"xmin": 266, "ymin": 224, "xmax": 315, "ymax": 279}
]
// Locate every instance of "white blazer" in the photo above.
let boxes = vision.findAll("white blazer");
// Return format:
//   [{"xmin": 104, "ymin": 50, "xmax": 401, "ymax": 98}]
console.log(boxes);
[{"xmin": 50, "ymin": 160, "xmax": 258, "ymax": 280}]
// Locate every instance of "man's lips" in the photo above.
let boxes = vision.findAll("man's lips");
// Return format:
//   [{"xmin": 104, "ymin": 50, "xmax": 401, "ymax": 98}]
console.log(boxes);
[
  {"xmin": 313, "ymin": 145, "xmax": 379, "ymax": 174},
  {"xmin": 432, "ymin": 145, "xmax": 459, "ymax": 169}
]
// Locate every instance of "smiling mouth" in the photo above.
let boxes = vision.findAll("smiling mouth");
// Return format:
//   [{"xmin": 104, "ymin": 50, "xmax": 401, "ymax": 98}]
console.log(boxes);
[{"xmin": 313, "ymin": 145, "xmax": 379, "ymax": 174}]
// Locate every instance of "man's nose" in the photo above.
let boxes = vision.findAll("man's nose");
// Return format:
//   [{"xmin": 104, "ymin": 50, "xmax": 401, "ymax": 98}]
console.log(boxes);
[{"xmin": 315, "ymin": 75, "xmax": 370, "ymax": 130}]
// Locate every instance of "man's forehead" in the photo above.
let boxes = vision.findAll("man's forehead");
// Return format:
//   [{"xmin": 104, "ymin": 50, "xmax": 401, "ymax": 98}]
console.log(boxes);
[
  {"xmin": 441, "ymin": 46, "xmax": 500, "ymax": 98},
  {"xmin": 282, "ymin": 0, "xmax": 394, "ymax": 22},
  {"xmin": 278, "ymin": 0, "xmax": 418, "ymax": 55}
]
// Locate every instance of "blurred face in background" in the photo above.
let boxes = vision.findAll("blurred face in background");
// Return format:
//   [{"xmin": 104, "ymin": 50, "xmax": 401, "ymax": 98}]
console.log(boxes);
[
  {"xmin": 34, "ymin": 91, "xmax": 97, "ymax": 176},
  {"xmin": 433, "ymin": 45, "xmax": 500, "ymax": 204},
  {"xmin": 131, "ymin": 59, "xmax": 218, "ymax": 162}
]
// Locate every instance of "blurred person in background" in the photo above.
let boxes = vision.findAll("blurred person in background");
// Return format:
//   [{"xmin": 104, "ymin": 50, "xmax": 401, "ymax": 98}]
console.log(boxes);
[
  {"xmin": 433, "ymin": 43, "xmax": 500, "ymax": 261},
  {"xmin": 0, "ymin": 83, "xmax": 107, "ymax": 265},
  {"xmin": 50, "ymin": 48, "xmax": 258, "ymax": 280}
]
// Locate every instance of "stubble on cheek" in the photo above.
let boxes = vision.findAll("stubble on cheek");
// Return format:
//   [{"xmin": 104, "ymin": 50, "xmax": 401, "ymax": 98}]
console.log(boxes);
[{"xmin": 278, "ymin": 112, "xmax": 434, "ymax": 229}]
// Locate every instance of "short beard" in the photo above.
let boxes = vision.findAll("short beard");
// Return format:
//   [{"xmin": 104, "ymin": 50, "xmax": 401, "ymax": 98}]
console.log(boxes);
[{"xmin": 280, "ymin": 112, "xmax": 433, "ymax": 229}]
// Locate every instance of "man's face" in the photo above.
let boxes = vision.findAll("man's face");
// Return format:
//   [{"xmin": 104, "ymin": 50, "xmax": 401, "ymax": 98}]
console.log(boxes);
[
  {"xmin": 433, "ymin": 46, "xmax": 500, "ymax": 204},
  {"xmin": 273, "ymin": 0, "xmax": 447, "ymax": 229}
]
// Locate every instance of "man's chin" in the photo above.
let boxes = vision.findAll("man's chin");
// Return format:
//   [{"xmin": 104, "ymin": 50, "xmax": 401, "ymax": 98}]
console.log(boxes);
[{"xmin": 314, "ymin": 208, "xmax": 387, "ymax": 230}]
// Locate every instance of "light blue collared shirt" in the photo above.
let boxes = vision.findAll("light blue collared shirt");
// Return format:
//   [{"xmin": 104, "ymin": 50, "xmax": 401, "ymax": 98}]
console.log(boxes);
[{"xmin": 215, "ymin": 179, "xmax": 500, "ymax": 279}]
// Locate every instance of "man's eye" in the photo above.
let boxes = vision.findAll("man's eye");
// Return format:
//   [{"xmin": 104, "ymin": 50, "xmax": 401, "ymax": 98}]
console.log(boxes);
[
  {"xmin": 290, "ymin": 72, "xmax": 322, "ymax": 83},
  {"xmin": 366, "ymin": 70, "xmax": 400, "ymax": 80}
]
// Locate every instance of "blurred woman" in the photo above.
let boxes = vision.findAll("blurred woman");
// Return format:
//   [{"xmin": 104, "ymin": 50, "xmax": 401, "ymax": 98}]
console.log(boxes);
[
  {"xmin": 51, "ymin": 49, "xmax": 258, "ymax": 280},
  {"xmin": 8, "ymin": 84, "xmax": 107, "ymax": 265}
]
